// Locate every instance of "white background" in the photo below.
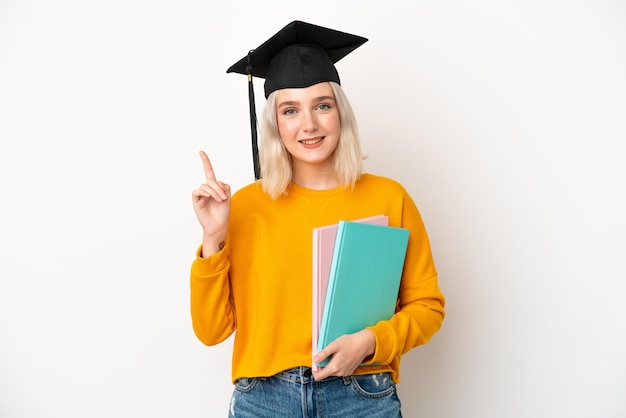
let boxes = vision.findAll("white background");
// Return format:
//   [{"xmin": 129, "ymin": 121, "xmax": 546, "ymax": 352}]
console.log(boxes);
[{"xmin": 1, "ymin": 1, "xmax": 625, "ymax": 417}]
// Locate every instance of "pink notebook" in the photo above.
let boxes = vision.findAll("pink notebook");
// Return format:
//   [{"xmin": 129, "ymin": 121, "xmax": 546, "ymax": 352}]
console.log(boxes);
[{"xmin": 312, "ymin": 215, "xmax": 389, "ymax": 370}]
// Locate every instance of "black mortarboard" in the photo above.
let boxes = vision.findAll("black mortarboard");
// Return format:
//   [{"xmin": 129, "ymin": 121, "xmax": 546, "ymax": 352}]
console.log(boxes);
[{"xmin": 227, "ymin": 20, "xmax": 368, "ymax": 180}]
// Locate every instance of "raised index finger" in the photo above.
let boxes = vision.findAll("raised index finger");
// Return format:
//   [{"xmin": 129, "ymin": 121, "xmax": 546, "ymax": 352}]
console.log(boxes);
[{"xmin": 199, "ymin": 150, "xmax": 217, "ymax": 182}]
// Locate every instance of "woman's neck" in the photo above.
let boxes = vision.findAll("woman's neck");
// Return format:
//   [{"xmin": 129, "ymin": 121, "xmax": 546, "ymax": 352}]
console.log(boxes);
[{"xmin": 291, "ymin": 163, "xmax": 339, "ymax": 190}]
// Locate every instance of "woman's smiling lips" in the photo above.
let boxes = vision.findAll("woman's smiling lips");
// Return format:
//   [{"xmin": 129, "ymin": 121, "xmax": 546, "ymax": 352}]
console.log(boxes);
[{"xmin": 299, "ymin": 137, "xmax": 325, "ymax": 147}]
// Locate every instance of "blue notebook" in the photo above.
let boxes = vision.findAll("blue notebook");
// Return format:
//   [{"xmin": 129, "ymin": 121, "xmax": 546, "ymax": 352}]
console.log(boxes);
[{"xmin": 316, "ymin": 220, "xmax": 410, "ymax": 367}]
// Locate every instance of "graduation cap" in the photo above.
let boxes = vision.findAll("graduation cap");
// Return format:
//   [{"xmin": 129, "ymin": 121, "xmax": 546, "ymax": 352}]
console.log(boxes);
[{"xmin": 227, "ymin": 20, "xmax": 368, "ymax": 180}]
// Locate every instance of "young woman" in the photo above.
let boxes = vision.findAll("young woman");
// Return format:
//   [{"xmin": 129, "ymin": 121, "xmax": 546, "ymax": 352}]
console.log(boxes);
[{"xmin": 190, "ymin": 21, "xmax": 445, "ymax": 417}]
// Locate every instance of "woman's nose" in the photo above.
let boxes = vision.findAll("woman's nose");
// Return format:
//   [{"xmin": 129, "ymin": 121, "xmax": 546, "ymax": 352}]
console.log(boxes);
[{"xmin": 302, "ymin": 110, "xmax": 318, "ymax": 131}]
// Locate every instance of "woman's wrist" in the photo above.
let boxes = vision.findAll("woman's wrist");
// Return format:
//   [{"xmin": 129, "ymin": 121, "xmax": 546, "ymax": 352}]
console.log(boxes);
[{"xmin": 201, "ymin": 234, "xmax": 227, "ymax": 258}]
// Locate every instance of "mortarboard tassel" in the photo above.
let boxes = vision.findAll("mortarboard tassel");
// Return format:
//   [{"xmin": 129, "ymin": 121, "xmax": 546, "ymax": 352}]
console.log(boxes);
[{"xmin": 246, "ymin": 51, "xmax": 261, "ymax": 180}]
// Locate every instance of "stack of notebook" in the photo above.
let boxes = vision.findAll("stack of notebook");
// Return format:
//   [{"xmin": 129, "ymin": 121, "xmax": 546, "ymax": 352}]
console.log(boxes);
[{"xmin": 312, "ymin": 215, "xmax": 410, "ymax": 368}]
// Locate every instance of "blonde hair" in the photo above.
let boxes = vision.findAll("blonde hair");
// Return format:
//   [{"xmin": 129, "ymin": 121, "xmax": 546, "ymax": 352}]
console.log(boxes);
[{"xmin": 259, "ymin": 82, "xmax": 365, "ymax": 199}]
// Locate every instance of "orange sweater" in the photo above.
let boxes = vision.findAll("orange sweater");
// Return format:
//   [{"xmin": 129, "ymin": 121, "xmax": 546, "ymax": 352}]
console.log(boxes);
[{"xmin": 190, "ymin": 174, "xmax": 445, "ymax": 383}]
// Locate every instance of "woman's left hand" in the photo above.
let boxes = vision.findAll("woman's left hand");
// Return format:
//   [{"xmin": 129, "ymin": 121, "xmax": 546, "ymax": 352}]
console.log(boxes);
[{"xmin": 312, "ymin": 329, "xmax": 376, "ymax": 381}]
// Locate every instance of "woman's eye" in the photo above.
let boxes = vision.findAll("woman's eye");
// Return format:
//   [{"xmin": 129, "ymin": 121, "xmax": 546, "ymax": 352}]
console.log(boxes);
[
  {"xmin": 317, "ymin": 103, "xmax": 331, "ymax": 111},
  {"xmin": 282, "ymin": 108, "xmax": 296, "ymax": 115}
]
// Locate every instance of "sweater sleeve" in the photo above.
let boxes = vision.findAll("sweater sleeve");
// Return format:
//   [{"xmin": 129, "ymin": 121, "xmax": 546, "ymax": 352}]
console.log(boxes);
[
  {"xmin": 365, "ymin": 190, "xmax": 445, "ymax": 365},
  {"xmin": 190, "ymin": 241, "xmax": 236, "ymax": 346}
]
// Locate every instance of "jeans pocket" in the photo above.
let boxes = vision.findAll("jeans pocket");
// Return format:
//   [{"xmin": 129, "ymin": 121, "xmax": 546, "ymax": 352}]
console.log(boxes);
[
  {"xmin": 349, "ymin": 373, "xmax": 396, "ymax": 398},
  {"xmin": 234, "ymin": 377, "xmax": 260, "ymax": 393}
]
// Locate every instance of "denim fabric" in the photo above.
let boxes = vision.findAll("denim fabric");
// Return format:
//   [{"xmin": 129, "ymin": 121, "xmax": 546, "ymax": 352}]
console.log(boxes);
[{"xmin": 228, "ymin": 366, "xmax": 402, "ymax": 417}]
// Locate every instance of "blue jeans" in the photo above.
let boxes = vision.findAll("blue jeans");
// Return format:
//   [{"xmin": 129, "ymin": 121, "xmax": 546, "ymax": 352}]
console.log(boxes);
[{"xmin": 228, "ymin": 366, "xmax": 402, "ymax": 417}]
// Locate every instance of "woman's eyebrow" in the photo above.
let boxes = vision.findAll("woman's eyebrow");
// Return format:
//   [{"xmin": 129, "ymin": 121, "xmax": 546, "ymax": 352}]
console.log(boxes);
[
  {"xmin": 277, "ymin": 96, "xmax": 336, "ymax": 108},
  {"xmin": 278, "ymin": 96, "xmax": 335, "ymax": 107},
  {"xmin": 313, "ymin": 96, "xmax": 336, "ymax": 103},
  {"xmin": 277, "ymin": 100, "xmax": 299, "ymax": 108}
]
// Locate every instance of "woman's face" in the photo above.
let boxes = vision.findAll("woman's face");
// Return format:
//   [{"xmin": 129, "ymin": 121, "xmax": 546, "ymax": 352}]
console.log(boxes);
[{"xmin": 275, "ymin": 82, "xmax": 341, "ymax": 171}]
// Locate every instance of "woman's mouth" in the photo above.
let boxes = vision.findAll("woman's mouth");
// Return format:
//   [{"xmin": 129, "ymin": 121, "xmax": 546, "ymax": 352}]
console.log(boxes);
[{"xmin": 300, "ymin": 137, "xmax": 324, "ymax": 145}]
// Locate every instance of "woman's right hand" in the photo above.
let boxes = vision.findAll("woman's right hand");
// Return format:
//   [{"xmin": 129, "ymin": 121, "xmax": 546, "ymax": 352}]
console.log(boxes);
[{"xmin": 191, "ymin": 151, "xmax": 231, "ymax": 256}]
